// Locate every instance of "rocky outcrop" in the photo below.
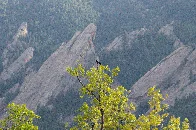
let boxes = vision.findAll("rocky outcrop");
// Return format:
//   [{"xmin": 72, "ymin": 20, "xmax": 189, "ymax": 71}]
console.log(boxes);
[
  {"xmin": 106, "ymin": 28, "xmax": 147, "ymax": 51},
  {"xmin": 0, "ymin": 47, "xmax": 34, "ymax": 81},
  {"xmin": 129, "ymin": 45, "xmax": 196, "ymax": 105},
  {"xmin": 13, "ymin": 22, "xmax": 28, "ymax": 42},
  {"xmin": 158, "ymin": 21, "xmax": 183, "ymax": 49},
  {"xmin": 0, "ymin": 22, "xmax": 33, "ymax": 112},
  {"xmin": 101, "ymin": 25, "xmax": 175, "ymax": 88},
  {"xmin": 13, "ymin": 23, "xmax": 98, "ymax": 111},
  {"xmin": 2, "ymin": 22, "xmax": 28, "ymax": 69},
  {"xmin": 105, "ymin": 22, "xmax": 185, "ymax": 54},
  {"xmin": 158, "ymin": 21, "xmax": 175, "ymax": 38}
]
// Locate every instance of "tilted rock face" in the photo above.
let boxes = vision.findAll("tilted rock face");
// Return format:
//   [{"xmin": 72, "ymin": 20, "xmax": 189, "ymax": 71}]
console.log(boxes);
[
  {"xmin": 158, "ymin": 21, "xmax": 183, "ymax": 49},
  {"xmin": 0, "ymin": 22, "xmax": 31, "ymax": 116},
  {"xmin": 158, "ymin": 21, "xmax": 175, "ymax": 38},
  {"xmin": 13, "ymin": 22, "xmax": 28, "ymax": 42},
  {"xmin": 105, "ymin": 22, "xmax": 182, "ymax": 53},
  {"xmin": 13, "ymin": 23, "xmax": 98, "ymax": 111},
  {"xmin": 101, "ymin": 24, "xmax": 175, "ymax": 87},
  {"xmin": 129, "ymin": 45, "xmax": 196, "ymax": 105},
  {"xmin": 105, "ymin": 28, "xmax": 147, "ymax": 51},
  {"xmin": 2, "ymin": 22, "xmax": 28, "ymax": 69},
  {"xmin": 0, "ymin": 47, "xmax": 34, "ymax": 81}
]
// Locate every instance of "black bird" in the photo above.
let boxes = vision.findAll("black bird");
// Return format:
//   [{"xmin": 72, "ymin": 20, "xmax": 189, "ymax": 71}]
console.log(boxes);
[{"xmin": 96, "ymin": 60, "xmax": 101, "ymax": 65}]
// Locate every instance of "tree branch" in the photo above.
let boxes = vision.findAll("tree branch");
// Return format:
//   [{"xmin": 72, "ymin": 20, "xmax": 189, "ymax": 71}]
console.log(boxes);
[
  {"xmin": 100, "ymin": 108, "xmax": 104, "ymax": 130},
  {"xmin": 77, "ymin": 76, "xmax": 99, "ymax": 101}
]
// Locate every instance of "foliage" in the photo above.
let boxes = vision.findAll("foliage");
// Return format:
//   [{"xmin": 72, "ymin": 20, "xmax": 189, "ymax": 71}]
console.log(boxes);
[
  {"xmin": 174, "ymin": 22, "xmax": 196, "ymax": 47},
  {"xmin": 0, "ymin": 69, "xmax": 26, "ymax": 97},
  {"xmin": 0, "ymin": 0, "xmax": 99, "ymax": 70},
  {"xmin": 0, "ymin": 103, "xmax": 40, "ymax": 130},
  {"xmin": 4, "ymin": 90, "xmax": 19, "ymax": 104},
  {"xmin": 0, "ymin": 56, "xmax": 3, "ymax": 73},
  {"xmin": 67, "ymin": 64, "xmax": 137, "ymax": 129},
  {"xmin": 94, "ymin": 0, "xmax": 147, "ymax": 47},
  {"xmin": 35, "ymin": 89, "xmax": 86, "ymax": 130},
  {"xmin": 94, "ymin": 0, "xmax": 196, "ymax": 52},
  {"xmin": 35, "ymin": 106, "xmax": 64, "ymax": 130},
  {"xmin": 169, "ymin": 93, "xmax": 196, "ymax": 129},
  {"xmin": 67, "ymin": 64, "xmax": 190, "ymax": 129},
  {"xmin": 101, "ymin": 33, "xmax": 174, "ymax": 88},
  {"xmin": 0, "ymin": 0, "xmax": 7, "ymax": 18}
]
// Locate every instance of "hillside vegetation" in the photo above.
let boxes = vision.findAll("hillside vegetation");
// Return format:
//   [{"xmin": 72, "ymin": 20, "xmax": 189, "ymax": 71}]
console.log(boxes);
[
  {"xmin": 0, "ymin": 0, "xmax": 195, "ymax": 129},
  {"xmin": 0, "ymin": 65, "xmax": 190, "ymax": 130}
]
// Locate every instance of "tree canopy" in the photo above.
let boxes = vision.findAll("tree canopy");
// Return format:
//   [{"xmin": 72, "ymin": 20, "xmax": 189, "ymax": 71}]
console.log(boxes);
[
  {"xmin": 0, "ymin": 64, "xmax": 191, "ymax": 129},
  {"xmin": 0, "ymin": 103, "xmax": 40, "ymax": 130},
  {"xmin": 67, "ymin": 64, "xmax": 190, "ymax": 130}
]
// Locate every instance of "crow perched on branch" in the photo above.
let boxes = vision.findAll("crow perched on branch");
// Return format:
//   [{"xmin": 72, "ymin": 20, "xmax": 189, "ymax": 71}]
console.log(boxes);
[{"xmin": 96, "ymin": 60, "xmax": 101, "ymax": 65}]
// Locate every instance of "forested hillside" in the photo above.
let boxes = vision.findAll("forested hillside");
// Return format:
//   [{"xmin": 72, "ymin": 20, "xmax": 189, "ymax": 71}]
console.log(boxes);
[
  {"xmin": 0, "ymin": 0, "xmax": 195, "ymax": 129},
  {"xmin": 94, "ymin": 0, "xmax": 196, "ymax": 87},
  {"xmin": 0, "ymin": 0, "xmax": 98, "ymax": 71}
]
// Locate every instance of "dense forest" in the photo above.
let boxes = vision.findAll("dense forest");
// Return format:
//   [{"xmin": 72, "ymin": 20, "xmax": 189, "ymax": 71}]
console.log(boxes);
[{"xmin": 0, "ymin": 0, "xmax": 195, "ymax": 129}]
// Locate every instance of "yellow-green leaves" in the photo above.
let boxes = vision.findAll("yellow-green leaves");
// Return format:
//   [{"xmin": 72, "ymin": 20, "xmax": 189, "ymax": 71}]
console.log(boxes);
[
  {"xmin": 162, "ymin": 116, "xmax": 190, "ymax": 130},
  {"xmin": 0, "ymin": 103, "xmax": 40, "ymax": 130},
  {"xmin": 182, "ymin": 118, "xmax": 190, "ymax": 130},
  {"xmin": 67, "ymin": 64, "xmax": 190, "ymax": 130},
  {"xmin": 112, "ymin": 66, "xmax": 120, "ymax": 77},
  {"xmin": 67, "ymin": 64, "xmax": 136, "ymax": 129},
  {"xmin": 136, "ymin": 86, "xmax": 190, "ymax": 130}
]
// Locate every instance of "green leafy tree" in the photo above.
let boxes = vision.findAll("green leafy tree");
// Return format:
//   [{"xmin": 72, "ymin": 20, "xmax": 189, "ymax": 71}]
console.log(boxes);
[
  {"xmin": 0, "ymin": 103, "xmax": 40, "ymax": 130},
  {"xmin": 67, "ymin": 64, "xmax": 190, "ymax": 130}
]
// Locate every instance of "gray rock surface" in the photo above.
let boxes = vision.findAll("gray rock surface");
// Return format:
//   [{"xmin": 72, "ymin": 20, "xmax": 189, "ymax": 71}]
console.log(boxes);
[
  {"xmin": 13, "ymin": 23, "xmax": 98, "ymax": 111},
  {"xmin": 129, "ymin": 45, "xmax": 196, "ymax": 105},
  {"xmin": 13, "ymin": 22, "xmax": 28, "ymax": 42},
  {"xmin": 106, "ymin": 22, "xmax": 183, "ymax": 53},
  {"xmin": 158, "ymin": 21, "xmax": 184, "ymax": 49},
  {"xmin": 2, "ymin": 22, "xmax": 28, "ymax": 69},
  {"xmin": 106, "ymin": 28, "xmax": 147, "ymax": 51},
  {"xmin": 0, "ymin": 47, "xmax": 34, "ymax": 81}
]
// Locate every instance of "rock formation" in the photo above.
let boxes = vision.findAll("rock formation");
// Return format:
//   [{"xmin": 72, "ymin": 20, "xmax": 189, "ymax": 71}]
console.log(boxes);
[
  {"xmin": 0, "ymin": 47, "xmax": 34, "ymax": 81},
  {"xmin": 13, "ymin": 23, "xmax": 98, "ymax": 111},
  {"xmin": 158, "ymin": 21, "xmax": 184, "ymax": 49},
  {"xmin": 105, "ymin": 28, "xmax": 147, "ymax": 51},
  {"xmin": 101, "ymin": 23, "xmax": 176, "ymax": 87},
  {"xmin": 105, "ymin": 22, "xmax": 183, "ymax": 53},
  {"xmin": 13, "ymin": 22, "xmax": 28, "ymax": 42},
  {"xmin": 2, "ymin": 22, "xmax": 28, "ymax": 69},
  {"xmin": 0, "ymin": 22, "xmax": 30, "ymax": 116},
  {"xmin": 0, "ymin": 22, "xmax": 34, "ymax": 96},
  {"xmin": 129, "ymin": 45, "xmax": 196, "ymax": 106}
]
